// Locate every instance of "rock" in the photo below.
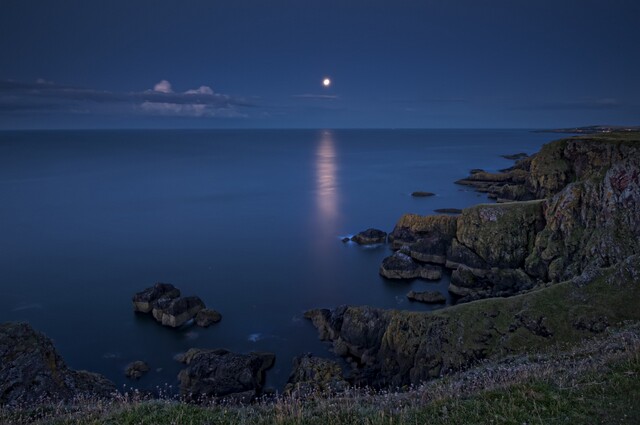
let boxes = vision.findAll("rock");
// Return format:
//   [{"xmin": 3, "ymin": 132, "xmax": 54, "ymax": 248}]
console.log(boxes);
[
  {"xmin": 351, "ymin": 228, "xmax": 387, "ymax": 245},
  {"xmin": 407, "ymin": 290, "xmax": 445, "ymax": 303},
  {"xmin": 306, "ymin": 255, "xmax": 640, "ymax": 387},
  {"xmin": 125, "ymin": 361, "xmax": 149, "ymax": 380},
  {"xmin": 195, "ymin": 309, "xmax": 222, "ymax": 327},
  {"xmin": 411, "ymin": 191, "xmax": 435, "ymax": 197},
  {"xmin": 132, "ymin": 283, "xmax": 180, "ymax": 313},
  {"xmin": 0, "ymin": 322, "xmax": 115, "ymax": 406},
  {"xmin": 341, "ymin": 237, "xmax": 350, "ymax": 243},
  {"xmin": 470, "ymin": 168, "xmax": 485, "ymax": 174},
  {"xmin": 284, "ymin": 354, "xmax": 348, "ymax": 395},
  {"xmin": 176, "ymin": 348, "xmax": 275, "ymax": 401},
  {"xmin": 434, "ymin": 208, "xmax": 463, "ymax": 214},
  {"xmin": 152, "ymin": 296, "xmax": 205, "ymax": 328},
  {"xmin": 388, "ymin": 214, "xmax": 458, "ymax": 250},
  {"xmin": 379, "ymin": 252, "xmax": 442, "ymax": 280},
  {"xmin": 501, "ymin": 152, "xmax": 528, "ymax": 160}
]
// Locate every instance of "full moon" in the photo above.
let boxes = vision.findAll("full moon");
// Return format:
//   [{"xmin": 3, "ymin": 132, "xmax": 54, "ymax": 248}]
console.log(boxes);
[{"xmin": 322, "ymin": 78, "xmax": 331, "ymax": 87}]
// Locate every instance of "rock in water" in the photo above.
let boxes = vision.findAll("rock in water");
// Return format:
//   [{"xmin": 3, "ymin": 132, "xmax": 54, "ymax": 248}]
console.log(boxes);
[
  {"xmin": 407, "ymin": 290, "xmax": 446, "ymax": 303},
  {"xmin": 152, "ymin": 296, "xmax": 205, "ymax": 328},
  {"xmin": 411, "ymin": 191, "xmax": 435, "ymax": 197},
  {"xmin": 351, "ymin": 228, "xmax": 387, "ymax": 245},
  {"xmin": 195, "ymin": 309, "xmax": 222, "ymax": 327},
  {"xmin": 0, "ymin": 322, "xmax": 115, "ymax": 406},
  {"xmin": 125, "ymin": 361, "xmax": 149, "ymax": 380},
  {"xmin": 379, "ymin": 251, "xmax": 442, "ymax": 280},
  {"xmin": 132, "ymin": 283, "xmax": 180, "ymax": 313},
  {"xmin": 177, "ymin": 348, "xmax": 275, "ymax": 402},
  {"xmin": 285, "ymin": 354, "xmax": 348, "ymax": 395}
]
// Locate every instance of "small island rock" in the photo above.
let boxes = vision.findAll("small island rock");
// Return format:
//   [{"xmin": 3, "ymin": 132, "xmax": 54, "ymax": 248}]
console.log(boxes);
[
  {"xmin": 196, "ymin": 309, "xmax": 222, "ymax": 327},
  {"xmin": 411, "ymin": 191, "xmax": 435, "ymax": 197},
  {"xmin": 132, "ymin": 283, "xmax": 180, "ymax": 313},
  {"xmin": 351, "ymin": 228, "xmax": 387, "ymax": 245},
  {"xmin": 152, "ymin": 296, "xmax": 205, "ymax": 328},
  {"xmin": 125, "ymin": 361, "xmax": 149, "ymax": 380}
]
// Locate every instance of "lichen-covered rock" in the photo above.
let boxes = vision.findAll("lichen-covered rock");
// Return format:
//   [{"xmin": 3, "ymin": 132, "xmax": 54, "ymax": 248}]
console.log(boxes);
[
  {"xmin": 388, "ymin": 214, "xmax": 458, "ymax": 250},
  {"xmin": 125, "ymin": 361, "xmax": 149, "ymax": 380},
  {"xmin": 195, "ymin": 309, "xmax": 222, "ymax": 327},
  {"xmin": 152, "ymin": 296, "xmax": 205, "ymax": 328},
  {"xmin": 449, "ymin": 265, "xmax": 534, "ymax": 302},
  {"xmin": 176, "ymin": 348, "xmax": 275, "ymax": 402},
  {"xmin": 379, "ymin": 252, "xmax": 442, "ymax": 280},
  {"xmin": 351, "ymin": 228, "xmax": 387, "ymax": 245},
  {"xmin": 132, "ymin": 283, "xmax": 180, "ymax": 313},
  {"xmin": 453, "ymin": 201, "xmax": 545, "ymax": 270},
  {"xmin": 0, "ymin": 322, "xmax": 115, "ymax": 405},
  {"xmin": 285, "ymin": 354, "xmax": 348, "ymax": 395},
  {"xmin": 407, "ymin": 290, "xmax": 445, "ymax": 304}
]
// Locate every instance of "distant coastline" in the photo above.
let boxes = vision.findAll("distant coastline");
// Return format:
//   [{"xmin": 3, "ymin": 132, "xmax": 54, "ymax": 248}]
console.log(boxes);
[{"xmin": 535, "ymin": 124, "xmax": 640, "ymax": 134}]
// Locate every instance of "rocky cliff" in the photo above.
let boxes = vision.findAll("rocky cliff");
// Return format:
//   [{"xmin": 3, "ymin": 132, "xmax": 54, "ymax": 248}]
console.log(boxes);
[{"xmin": 309, "ymin": 132, "xmax": 640, "ymax": 387}]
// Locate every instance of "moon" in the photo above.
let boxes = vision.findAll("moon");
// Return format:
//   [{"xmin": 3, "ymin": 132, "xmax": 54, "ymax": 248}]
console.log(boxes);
[{"xmin": 323, "ymin": 77, "xmax": 331, "ymax": 87}]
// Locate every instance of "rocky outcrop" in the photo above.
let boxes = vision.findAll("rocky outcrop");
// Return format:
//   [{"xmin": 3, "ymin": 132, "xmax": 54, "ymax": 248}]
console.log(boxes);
[
  {"xmin": 152, "ymin": 296, "xmax": 205, "ymax": 328},
  {"xmin": 195, "ymin": 309, "xmax": 222, "ymax": 327},
  {"xmin": 307, "ymin": 255, "xmax": 640, "ymax": 387},
  {"xmin": 132, "ymin": 283, "xmax": 180, "ymax": 313},
  {"xmin": 176, "ymin": 348, "xmax": 275, "ymax": 402},
  {"xmin": 285, "ymin": 354, "xmax": 348, "ymax": 395},
  {"xmin": 351, "ymin": 228, "xmax": 387, "ymax": 245},
  {"xmin": 125, "ymin": 361, "xmax": 149, "ymax": 380},
  {"xmin": 0, "ymin": 322, "xmax": 115, "ymax": 405},
  {"xmin": 406, "ymin": 290, "xmax": 445, "ymax": 304},
  {"xmin": 134, "ymin": 284, "xmax": 219, "ymax": 328},
  {"xmin": 379, "ymin": 251, "xmax": 442, "ymax": 280},
  {"xmin": 411, "ymin": 191, "xmax": 435, "ymax": 197}
]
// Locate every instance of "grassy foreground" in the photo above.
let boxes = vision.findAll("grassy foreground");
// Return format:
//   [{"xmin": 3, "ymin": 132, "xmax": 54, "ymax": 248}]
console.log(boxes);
[{"xmin": 3, "ymin": 324, "xmax": 639, "ymax": 425}]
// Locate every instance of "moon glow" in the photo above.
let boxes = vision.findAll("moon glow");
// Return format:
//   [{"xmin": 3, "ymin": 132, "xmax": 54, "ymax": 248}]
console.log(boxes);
[{"xmin": 323, "ymin": 78, "xmax": 331, "ymax": 87}]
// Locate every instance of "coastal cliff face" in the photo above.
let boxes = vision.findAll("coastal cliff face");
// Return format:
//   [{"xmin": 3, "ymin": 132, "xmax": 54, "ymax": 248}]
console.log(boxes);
[
  {"xmin": 388, "ymin": 133, "xmax": 640, "ymax": 300},
  {"xmin": 309, "ymin": 133, "xmax": 640, "ymax": 387}
]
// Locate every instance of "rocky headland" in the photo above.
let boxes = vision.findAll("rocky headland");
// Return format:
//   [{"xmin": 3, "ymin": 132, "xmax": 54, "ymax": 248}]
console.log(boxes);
[{"xmin": 307, "ymin": 132, "xmax": 640, "ymax": 388}]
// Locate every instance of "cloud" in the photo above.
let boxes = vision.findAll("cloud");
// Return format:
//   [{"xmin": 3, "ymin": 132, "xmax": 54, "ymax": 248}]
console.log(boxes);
[
  {"xmin": 153, "ymin": 80, "xmax": 173, "ymax": 93},
  {"xmin": 0, "ymin": 79, "xmax": 253, "ymax": 118}
]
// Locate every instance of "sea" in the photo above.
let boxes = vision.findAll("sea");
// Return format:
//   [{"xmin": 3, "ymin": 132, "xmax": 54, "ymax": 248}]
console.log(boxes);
[{"xmin": 0, "ymin": 129, "xmax": 557, "ymax": 391}]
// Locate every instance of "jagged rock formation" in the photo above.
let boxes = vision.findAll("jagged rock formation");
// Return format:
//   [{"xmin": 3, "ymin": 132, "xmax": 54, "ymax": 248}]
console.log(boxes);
[
  {"xmin": 125, "ymin": 360, "xmax": 149, "ymax": 380},
  {"xmin": 307, "ymin": 255, "xmax": 640, "ymax": 387},
  {"xmin": 176, "ymin": 348, "xmax": 275, "ymax": 402},
  {"xmin": 285, "ymin": 354, "xmax": 349, "ymax": 395},
  {"xmin": 388, "ymin": 133, "xmax": 640, "ymax": 301},
  {"xmin": 351, "ymin": 228, "xmax": 387, "ymax": 245},
  {"xmin": 0, "ymin": 322, "xmax": 115, "ymax": 405},
  {"xmin": 406, "ymin": 290, "xmax": 445, "ymax": 303},
  {"xmin": 379, "ymin": 251, "xmax": 442, "ymax": 280}
]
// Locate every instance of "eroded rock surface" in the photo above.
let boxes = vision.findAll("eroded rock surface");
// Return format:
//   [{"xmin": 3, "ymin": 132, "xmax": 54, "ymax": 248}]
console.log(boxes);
[
  {"xmin": 0, "ymin": 322, "xmax": 115, "ymax": 405},
  {"xmin": 177, "ymin": 348, "xmax": 275, "ymax": 402},
  {"xmin": 285, "ymin": 354, "xmax": 348, "ymax": 395},
  {"xmin": 351, "ymin": 228, "xmax": 387, "ymax": 245}
]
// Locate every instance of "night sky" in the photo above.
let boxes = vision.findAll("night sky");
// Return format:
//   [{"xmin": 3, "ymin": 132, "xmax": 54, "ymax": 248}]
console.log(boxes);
[{"xmin": 1, "ymin": 0, "xmax": 638, "ymax": 129}]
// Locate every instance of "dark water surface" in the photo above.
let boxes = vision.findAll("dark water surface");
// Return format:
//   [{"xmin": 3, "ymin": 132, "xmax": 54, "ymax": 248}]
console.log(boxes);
[{"xmin": 0, "ymin": 129, "xmax": 556, "ymax": 391}]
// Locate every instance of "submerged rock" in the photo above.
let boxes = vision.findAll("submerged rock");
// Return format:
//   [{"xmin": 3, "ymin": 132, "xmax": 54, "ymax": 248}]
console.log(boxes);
[
  {"xmin": 411, "ymin": 191, "xmax": 435, "ymax": 197},
  {"xmin": 407, "ymin": 290, "xmax": 446, "ymax": 303},
  {"xmin": 125, "ymin": 361, "xmax": 149, "ymax": 380},
  {"xmin": 285, "ymin": 354, "xmax": 348, "ymax": 395},
  {"xmin": 351, "ymin": 228, "xmax": 387, "ymax": 245},
  {"xmin": 152, "ymin": 296, "xmax": 205, "ymax": 328},
  {"xmin": 132, "ymin": 283, "xmax": 180, "ymax": 313},
  {"xmin": 195, "ymin": 309, "xmax": 222, "ymax": 327},
  {"xmin": 380, "ymin": 251, "xmax": 442, "ymax": 280},
  {"xmin": 176, "ymin": 348, "xmax": 275, "ymax": 402},
  {"xmin": 0, "ymin": 322, "xmax": 115, "ymax": 406}
]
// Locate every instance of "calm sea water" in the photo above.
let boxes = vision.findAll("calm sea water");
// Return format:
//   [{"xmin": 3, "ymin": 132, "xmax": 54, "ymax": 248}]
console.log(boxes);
[{"xmin": 0, "ymin": 129, "xmax": 555, "ymax": 391}]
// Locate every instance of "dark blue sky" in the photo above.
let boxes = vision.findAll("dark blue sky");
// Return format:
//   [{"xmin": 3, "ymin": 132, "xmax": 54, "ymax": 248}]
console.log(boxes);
[{"xmin": 1, "ymin": 0, "xmax": 638, "ymax": 129}]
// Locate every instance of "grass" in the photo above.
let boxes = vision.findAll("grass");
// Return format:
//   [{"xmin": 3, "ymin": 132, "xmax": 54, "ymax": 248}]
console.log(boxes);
[{"xmin": 3, "ymin": 324, "xmax": 639, "ymax": 425}]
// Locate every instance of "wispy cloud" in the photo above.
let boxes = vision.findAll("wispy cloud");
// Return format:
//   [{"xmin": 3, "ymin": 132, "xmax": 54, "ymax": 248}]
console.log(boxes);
[{"xmin": 0, "ymin": 79, "xmax": 253, "ymax": 118}]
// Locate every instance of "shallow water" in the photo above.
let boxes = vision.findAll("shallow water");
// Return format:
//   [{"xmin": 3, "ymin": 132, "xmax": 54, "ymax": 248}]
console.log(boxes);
[{"xmin": 0, "ymin": 129, "xmax": 556, "ymax": 391}]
